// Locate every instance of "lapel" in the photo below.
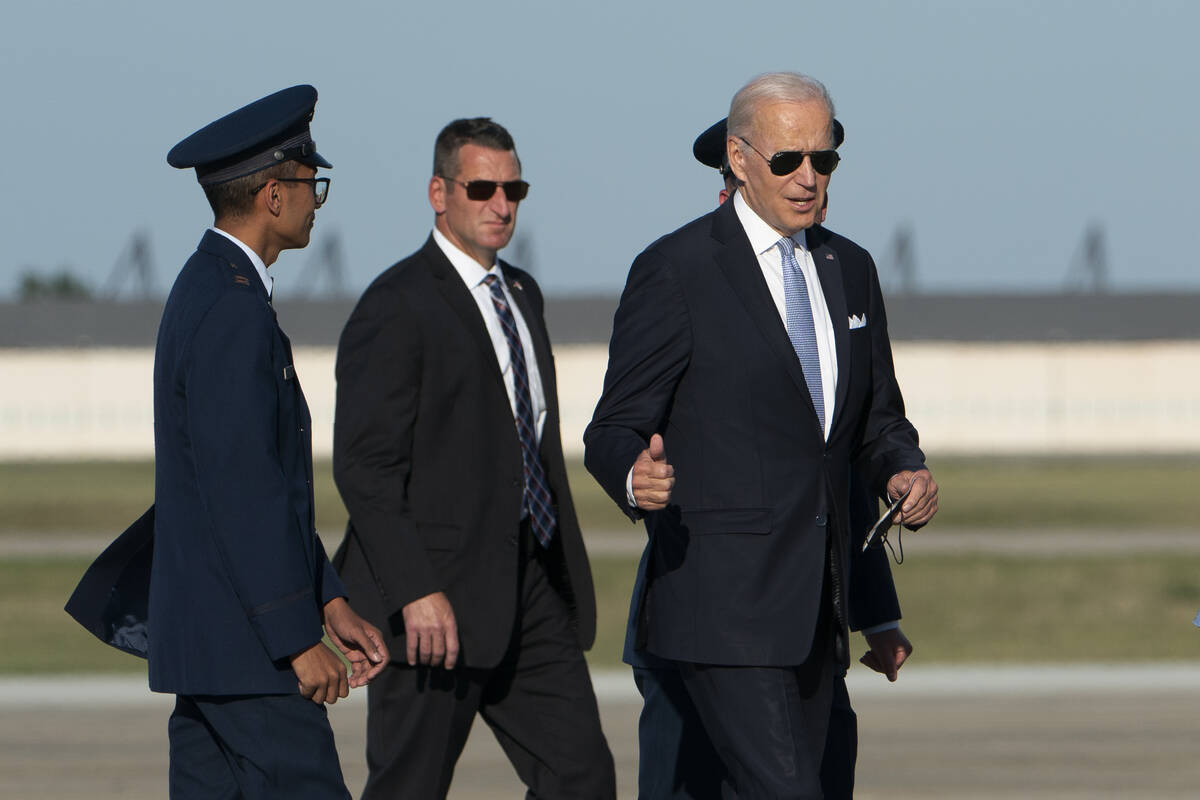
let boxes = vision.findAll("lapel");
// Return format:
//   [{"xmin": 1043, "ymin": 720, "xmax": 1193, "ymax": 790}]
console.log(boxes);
[
  {"xmin": 503, "ymin": 264, "xmax": 556, "ymax": 401},
  {"xmin": 422, "ymin": 236, "xmax": 509, "ymax": 394},
  {"xmin": 807, "ymin": 225, "xmax": 850, "ymax": 434},
  {"xmin": 710, "ymin": 202, "xmax": 823, "ymax": 434},
  {"xmin": 196, "ymin": 231, "xmax": 310, "ymax": 426},
  {"xmin": 276, "ymin": 323, "xmax": 312, "ymax": 437}
]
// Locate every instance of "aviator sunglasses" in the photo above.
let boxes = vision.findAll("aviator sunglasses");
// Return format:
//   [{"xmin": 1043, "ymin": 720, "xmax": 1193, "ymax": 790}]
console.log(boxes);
[
  {"xmin": 738, "ymin": 137, "xmax": 840, "ymax": 176},
  {"xmin": 440, "ymin": 176, "xmax": 531, "ymax": 202}
]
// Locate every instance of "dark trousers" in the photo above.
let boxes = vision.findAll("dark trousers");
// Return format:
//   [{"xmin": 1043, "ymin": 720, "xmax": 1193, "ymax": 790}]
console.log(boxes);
[
  {"xmin": 168, "ymin": 693, "xmax": 349, "ymax": 800},
  {"xmin": 822, "ymin": 675, "xmax": 858, "ymax": 800},
  {"xmin": 633, "ymin": 665, "xmax": 731, "ymax": 799},
  {"xmin": 677, "ymin": 589, "xmax": 846, "ymax": 800},
  {"xmin": 361, "ymin": 541, "xmax": 616, "ymax": 799},
  {"xmin": 636, "ymin": 665, "xmax": 857, "ymax": 800}
]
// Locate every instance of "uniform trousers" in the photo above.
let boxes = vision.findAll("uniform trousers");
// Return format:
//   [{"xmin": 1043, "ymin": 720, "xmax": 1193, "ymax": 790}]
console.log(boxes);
[
  {"xmin": 361, "ymin": 525, "xmax": 616, "ymax": 799},
  {"xmin": 168, "ymin": 692, "xmax": 349, "ymax": 800}
]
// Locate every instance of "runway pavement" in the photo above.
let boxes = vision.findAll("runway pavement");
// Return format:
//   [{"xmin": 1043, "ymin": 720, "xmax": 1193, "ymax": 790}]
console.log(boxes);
[{"xmin": 4, "ymin": 664, "xmax": 1200, "ymax": 799}]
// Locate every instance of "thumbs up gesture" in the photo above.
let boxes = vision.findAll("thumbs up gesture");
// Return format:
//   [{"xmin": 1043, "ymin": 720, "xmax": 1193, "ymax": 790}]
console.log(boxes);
[{"xmin": 632, "ymin": 433, "xmax": 675, "ymax": 511}]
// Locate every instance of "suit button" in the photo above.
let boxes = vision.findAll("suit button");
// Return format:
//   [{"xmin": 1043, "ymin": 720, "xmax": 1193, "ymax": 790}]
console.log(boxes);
[{"xmin": 815, "ymin": 514, "xmax": 827, "ymax": 526}]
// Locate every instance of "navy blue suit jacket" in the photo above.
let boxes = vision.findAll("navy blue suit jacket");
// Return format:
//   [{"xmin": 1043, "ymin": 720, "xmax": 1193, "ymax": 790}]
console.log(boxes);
[
  {"xmin": 587, "ymin": 200, "xmax": 922, "ymax": 667},
  {"xmin": 146, "ymin": 230, "xmax": 344, "ymax": 694},
  {"xmin": 622, "ymin": 474, "xmax": 903, "ymax": 668}
]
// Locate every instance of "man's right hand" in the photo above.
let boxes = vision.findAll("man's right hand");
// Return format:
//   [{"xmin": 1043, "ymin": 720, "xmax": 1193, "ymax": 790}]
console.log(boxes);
[
  {"xmin": 290, "ymin": 641, "xmax": 349, "ymax": 705},
  {"xmin": 860, "ymin": 626, "xmax": 914, "ymax": 683},
  {"xmin": 401, "ymin": 591, "xmax": 459, "ymax": 669},
  {"xmin": 632, "ymin": 434, "xmax": 675, "ymax": 511}
]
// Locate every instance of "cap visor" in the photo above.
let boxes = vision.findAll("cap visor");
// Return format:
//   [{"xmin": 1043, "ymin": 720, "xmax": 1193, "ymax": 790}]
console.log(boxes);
[{"xmin": 303, "ymin": 151, "xmax": 332, "ymax": 169}]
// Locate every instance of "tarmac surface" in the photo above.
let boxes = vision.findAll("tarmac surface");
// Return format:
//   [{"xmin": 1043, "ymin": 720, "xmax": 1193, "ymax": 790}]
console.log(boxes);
[
  {"xmin": 3, "ymin": 665, "xmax": 1200, "ymax": 799},
  {"xmin": 8, "ymin": 528, "xmax": 1199, "ymax": 797}
]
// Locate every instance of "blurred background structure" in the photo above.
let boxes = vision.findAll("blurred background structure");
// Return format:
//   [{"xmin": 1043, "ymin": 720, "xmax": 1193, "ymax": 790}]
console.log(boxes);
[{"xmin": 4, "ymin": 267, "xmax": 1200, "ymax": 460}]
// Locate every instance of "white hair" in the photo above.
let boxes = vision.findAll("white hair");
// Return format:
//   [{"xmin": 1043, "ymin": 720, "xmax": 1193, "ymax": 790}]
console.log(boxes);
[{"xmin": 727, "ymin": 72, "xmax": 836, "ymax": 146}]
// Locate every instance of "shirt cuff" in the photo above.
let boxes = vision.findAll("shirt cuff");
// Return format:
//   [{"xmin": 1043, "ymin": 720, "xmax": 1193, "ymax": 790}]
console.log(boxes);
[
  {"xmin": 626, "ymin": 466, "xmax": 637, "ymax": 508},
  {"xmin": 862, "ymin": 620, "xmax": 900, "ymax": 636}
]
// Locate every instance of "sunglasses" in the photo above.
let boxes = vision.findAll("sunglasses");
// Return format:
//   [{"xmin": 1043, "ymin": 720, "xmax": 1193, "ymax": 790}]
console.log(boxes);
[
  {"xmin": 738, "ymin": 137, "xmax": 840, "ymax": 176},
  {"xmin": 441, "ymin": 177, "xmax": 530, "ymax": 202}
]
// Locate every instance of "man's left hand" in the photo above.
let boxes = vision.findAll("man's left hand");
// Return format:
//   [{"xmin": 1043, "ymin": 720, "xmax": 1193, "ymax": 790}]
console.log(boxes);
[
  {"xmin": 860, "ymin": 627, "xmax": 913, "ymax": 682},
  {"xmin": 885, "ymin": 468, "xmax": 938, "ymax": 528},
  {"xmin": 322, "ymin": 597, "xmax": 389, "ymax": 688}
]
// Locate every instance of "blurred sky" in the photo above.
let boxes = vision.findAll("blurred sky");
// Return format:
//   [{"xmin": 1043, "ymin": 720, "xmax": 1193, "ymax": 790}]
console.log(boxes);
[{"xmin": 3, "ymin": 0, "xmax": 1197, "ymax": 299}]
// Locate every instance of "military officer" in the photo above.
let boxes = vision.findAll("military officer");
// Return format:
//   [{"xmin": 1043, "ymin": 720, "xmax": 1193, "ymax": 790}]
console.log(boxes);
[{"xmin": 72, "ymin": 85, "xmax": 388, "ymax": 800}]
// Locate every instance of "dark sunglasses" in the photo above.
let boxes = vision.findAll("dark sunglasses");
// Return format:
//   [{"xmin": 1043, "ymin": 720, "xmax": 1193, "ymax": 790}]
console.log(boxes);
[
  {"xmin": 738, "ymin": 137, "xmax": 840, "ymax": 176},
  {"xmin": 441, "ymin": 177, "xmax": 530, "ymax": 202}
]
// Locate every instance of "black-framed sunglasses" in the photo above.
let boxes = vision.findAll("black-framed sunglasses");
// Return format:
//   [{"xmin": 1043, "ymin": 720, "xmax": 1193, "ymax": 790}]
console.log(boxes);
[
  {"xmin": 252, "ymin": 177, "xmax": 331, "ymax": 207},
  {"xmin": 738, "ymin": 137, "xmax": 840, "ymax": 176},
  {"xmin": 440, "ymin": 177, "xmax": 530, "ymax": 202}
]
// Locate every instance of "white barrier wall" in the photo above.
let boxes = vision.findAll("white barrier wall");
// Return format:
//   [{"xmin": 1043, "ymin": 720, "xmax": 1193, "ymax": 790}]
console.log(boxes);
[
  {"xmin": 3, "ymin": 342, "xmax": 1200, "ymax": 460},
  {"xmin": 894, "ymin": 342, "xmax": 1200, "ymax": 454}
]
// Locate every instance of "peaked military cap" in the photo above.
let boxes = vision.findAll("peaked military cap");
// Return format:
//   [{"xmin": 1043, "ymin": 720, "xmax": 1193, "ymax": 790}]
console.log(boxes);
[
  {"xmin": 167, "ymin": 84, "xmax": 331, "ymax": 186},
  {"xmin": 693, "ymin": 116, "xmax": 846, "ymax": 171}
]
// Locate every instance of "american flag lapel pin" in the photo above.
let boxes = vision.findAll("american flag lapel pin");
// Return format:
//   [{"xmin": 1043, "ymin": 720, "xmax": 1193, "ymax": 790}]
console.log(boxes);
[
  {"xmin": 511, "ymin": 279, "xmax": 524, "ymax": 291},
  {"xmin": 825, "ymin": 253, "xmax": 835, "ymax": 260}
]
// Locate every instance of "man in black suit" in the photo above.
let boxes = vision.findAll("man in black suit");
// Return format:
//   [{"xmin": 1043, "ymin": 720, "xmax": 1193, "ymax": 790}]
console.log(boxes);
[
  {"xmin": 332, "ymin": 117, "xmax": 616, "ymax": 799},
  {"xmin": 585, "ymin": 73, "xmax": 938, "ymax": 798}
]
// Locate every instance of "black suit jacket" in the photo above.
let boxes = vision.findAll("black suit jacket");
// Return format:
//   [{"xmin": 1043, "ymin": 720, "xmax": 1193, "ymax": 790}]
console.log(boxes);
[
  {"xmin": 332, "ymin": 236, "xmax": 596, "ymax": 669},
  {"xmin": 585, "ymin": 200, "xmax": 922, "ymax": 667}
]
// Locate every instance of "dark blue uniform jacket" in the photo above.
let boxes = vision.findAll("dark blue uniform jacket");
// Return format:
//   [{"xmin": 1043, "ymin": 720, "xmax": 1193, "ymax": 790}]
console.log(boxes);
[{"xmin": 68, "ymin": 230, "xmax": 345, "ymax": 695}]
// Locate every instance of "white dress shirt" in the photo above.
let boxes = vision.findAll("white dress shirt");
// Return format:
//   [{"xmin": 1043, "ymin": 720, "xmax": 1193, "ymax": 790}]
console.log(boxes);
[
  {"xmin": 732, "ymin": 191, "xmax": 837, "ymax": 440},
  {"xmin": 623, "ymin": 195, "xmax": 839, "ymax": 504},
  {"xmin": 210, "ymin": 227, "xmax": 272, "ymax": 297},
  {"xmin": 432, "ymin": 228, "xmax": 547, "ymax": 442},
  {"xmin": 733, "ymin": 196, "xmax": 897, "ymax": 635}
]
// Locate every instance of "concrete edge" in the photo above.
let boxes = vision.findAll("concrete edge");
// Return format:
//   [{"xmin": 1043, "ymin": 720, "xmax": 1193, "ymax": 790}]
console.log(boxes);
[{"xmin": 5, "ymin": 663, "xmax": 1200, "ymax": 708}]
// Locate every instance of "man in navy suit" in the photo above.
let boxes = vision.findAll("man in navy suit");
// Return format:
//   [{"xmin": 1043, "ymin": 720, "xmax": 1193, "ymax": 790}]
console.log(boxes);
[
  {"xmin": 624, "ymin": 115, "xmax": 916, "ymax": 800},
  {"xmin": 626, "ymin": 115, "xmax": 915, "ymax": 800},
  {"xmin": 151, "ymin": 85, "xmax": 387, "ymax": 799},
  {"xmin": 586, "ymin": 73, "xmax": 938, "ymax": 798}
]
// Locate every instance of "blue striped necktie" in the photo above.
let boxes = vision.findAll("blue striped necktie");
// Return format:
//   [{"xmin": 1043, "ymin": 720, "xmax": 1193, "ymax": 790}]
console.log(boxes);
[
  {"xmin": 483, "ymin": 274, "xmax": 557, "ymax": 547},
  {"xmin": 777, "ymin": 236, "xmax": 825, "ymax": 431}
]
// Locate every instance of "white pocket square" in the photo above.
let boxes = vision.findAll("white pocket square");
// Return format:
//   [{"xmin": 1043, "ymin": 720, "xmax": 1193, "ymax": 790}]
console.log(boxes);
[{"xmin": 848, "ymin": 313, "xmax": 867, "ymax": 329}]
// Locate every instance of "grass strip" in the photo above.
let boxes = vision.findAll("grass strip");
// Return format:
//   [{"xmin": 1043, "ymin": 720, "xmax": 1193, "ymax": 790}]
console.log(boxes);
[
  {"xmin": 5, "ymin": 455, "xmax": 1200, "ymax": 536},
  {"xmin": 7, "ymin": 552, "xmax": 1200, "ymax": 675}
]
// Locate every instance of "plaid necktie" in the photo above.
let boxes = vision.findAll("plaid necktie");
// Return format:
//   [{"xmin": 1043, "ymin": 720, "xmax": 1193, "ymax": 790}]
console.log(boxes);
[
  {"xmin": 483, "ymin": 274, "xmax": 557, "ymax": 547},
  {"xmin": 777, "ymin": 237, "xmax": 825, "ymax": 431}
]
